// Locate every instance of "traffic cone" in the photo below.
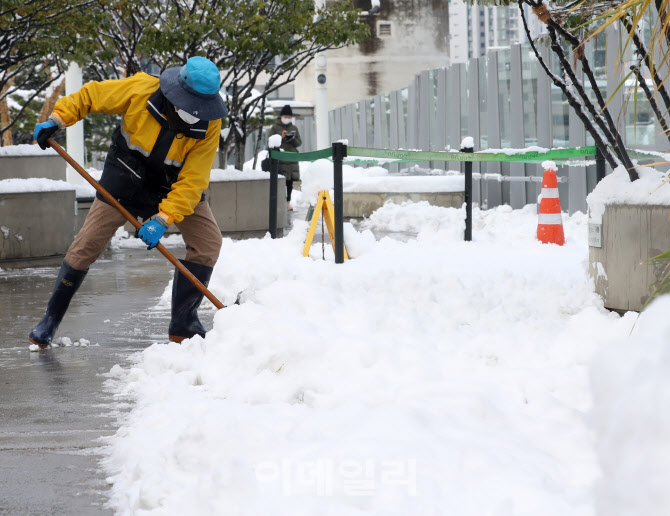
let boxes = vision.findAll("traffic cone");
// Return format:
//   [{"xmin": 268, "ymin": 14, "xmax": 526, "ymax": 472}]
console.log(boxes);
[{"xmin": 537, "ymin": 161, "xmax": 565, "ymax": 245}]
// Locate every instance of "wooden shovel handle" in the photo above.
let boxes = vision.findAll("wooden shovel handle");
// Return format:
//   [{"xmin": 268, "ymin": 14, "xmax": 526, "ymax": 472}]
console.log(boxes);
[{"xmin": 47, "ymin": 138, "xmax": 225, "ymax": 310}]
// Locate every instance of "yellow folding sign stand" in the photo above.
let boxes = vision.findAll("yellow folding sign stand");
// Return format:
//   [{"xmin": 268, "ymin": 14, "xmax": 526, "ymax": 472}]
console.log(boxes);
[{"xmin": 303, "ymin": 190, "xmax": 349, "ymax": 259}]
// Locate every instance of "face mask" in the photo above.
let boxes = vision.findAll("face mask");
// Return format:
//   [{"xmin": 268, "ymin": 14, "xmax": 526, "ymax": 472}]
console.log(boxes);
[
  {"xmin": 281, "ymin": 117, "xmax": 292, "ymax": 125},
  {"xmin": 176, "ymin": 107, "xmax": 200, "ymax": 125}
]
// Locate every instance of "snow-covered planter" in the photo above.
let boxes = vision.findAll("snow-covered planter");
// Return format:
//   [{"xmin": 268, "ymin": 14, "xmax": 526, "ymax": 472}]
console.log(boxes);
[
  {"xmin": 206, "ymin": 168, "xmax": 287, "ymax": 233},
  {"xmin": 0, "ymin": 144, "xmax": 65, "ymax": 181},
  {"xmin": 300, "ymin": 159, "xmax": 465, "ymax": 218},
  {"xmin": 587, "ymin": 167, "xmax": 670, "ymax": 312},
  {"xmin": 0, "ymin": 179, "xmax": 76, "ymax": 262}
]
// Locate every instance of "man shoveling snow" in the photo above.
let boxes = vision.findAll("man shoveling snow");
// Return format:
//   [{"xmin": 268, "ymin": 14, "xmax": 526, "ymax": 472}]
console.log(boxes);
[{"xmin": 30, "ymin": 57, "xmax": 227, "ymax": 348}]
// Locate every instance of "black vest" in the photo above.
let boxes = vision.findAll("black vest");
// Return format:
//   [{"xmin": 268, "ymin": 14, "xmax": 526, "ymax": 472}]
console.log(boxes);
[{"xmin": 97, "ymin": 88, "xmax": 208, "ymax": 220}]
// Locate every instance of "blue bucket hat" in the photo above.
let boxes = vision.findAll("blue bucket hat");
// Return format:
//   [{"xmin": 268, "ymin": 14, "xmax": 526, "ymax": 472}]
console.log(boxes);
[{"xmin": 160, "ymin": 56, "xmax": 227, "ymax": 121}]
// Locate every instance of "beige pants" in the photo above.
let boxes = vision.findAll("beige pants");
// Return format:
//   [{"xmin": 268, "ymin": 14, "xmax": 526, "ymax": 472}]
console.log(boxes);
[{"xmin": 66, "ymin": 198, "xmax": 223, "ymax": 270}]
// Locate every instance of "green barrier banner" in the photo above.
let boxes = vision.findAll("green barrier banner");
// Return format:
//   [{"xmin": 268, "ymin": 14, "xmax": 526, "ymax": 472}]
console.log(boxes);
[
  {"xmin": 269, "ymin": 148, "xmax": 332, "ymax": 162},
  {"xmin": 270, "ymin": 145, "xmax": 662, "ymax": 164},
  {"xmin": 626, "ymin": 149, "xmax": 669, "ymax": 162},
  {"xmin": 346, "ymin": 146, "xmax": 599, "ymax": 163}
]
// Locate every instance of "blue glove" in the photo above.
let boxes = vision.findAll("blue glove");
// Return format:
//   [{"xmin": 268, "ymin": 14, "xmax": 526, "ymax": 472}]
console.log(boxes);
[
  {"xmin": 34, "ymin": 120, "xmax": 59, "ymax": 150},
  {"xmin": 138, "ymin": 218, "xmax": 168, "ymax": 249}
]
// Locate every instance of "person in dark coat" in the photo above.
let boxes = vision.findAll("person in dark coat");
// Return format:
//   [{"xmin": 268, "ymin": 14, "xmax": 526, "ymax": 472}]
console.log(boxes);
[{"xmin": 267, "ymin": 104, "xmax": 301, "ymax": 211}]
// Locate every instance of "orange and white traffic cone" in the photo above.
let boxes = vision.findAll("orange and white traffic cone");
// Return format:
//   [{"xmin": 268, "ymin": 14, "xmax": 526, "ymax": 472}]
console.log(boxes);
[{"xmin": 537, "ymin": 161, "xmax": 565, "ymax": 246}]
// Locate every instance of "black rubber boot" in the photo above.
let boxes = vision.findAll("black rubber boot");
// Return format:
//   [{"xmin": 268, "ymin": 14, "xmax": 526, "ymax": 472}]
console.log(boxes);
[
  {"xmin": 168, "ymin": 260, "xmax": 213, "ymax": 343},
  {"xmin": 29, "ymin": 260, "xmax": 88, "ymax": 348}
]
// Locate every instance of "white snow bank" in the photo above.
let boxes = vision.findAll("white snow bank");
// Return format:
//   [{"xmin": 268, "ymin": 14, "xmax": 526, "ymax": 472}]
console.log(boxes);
[
  {"xmin": 461, "ymin": 136, "xmax": 475, "ymax": 149},
  {"xmin": 0, "ymin": 144, "xmax": 57, "ymax": 157},
  {"xmin": 29, "ymin": 336, "xmax": 98, "ymax": 351},
  {"xmin": 210, "ymin": 167, "xmax": 270, "ymax": 182},
  {"xmin": 0, "ymin": 178, "xmax": 75, "ymax": 193},
  {"xmin": 110, "ymin": 228, "xmax": 185, "ymax": 249},
  {"xmin": 586, "ymin": 166, "xmax": 670, "ymax": 223},
  {"xmin": 344, "ymin": 175, "xmax": 464, "ymax": 193},
  {"xmin": 301, "ymin": 160, "xmax": 459, "ymax": 203},
  {"xmin": 362, "ymin": 201, "xmax": 465, "ymax": 235},
  {"xmin": 266, "ymin": 100, "xmax": 314, "ymax": 109},
  {"xmin": 268, "ymin": 134, "xmax": 283, "ymax": 149},
  {"xmin": 104, "ymin": 204, "xmax": 635, "ymax": 515},
  {"xmin": 591, "ymin": 295, "xmax": 670, "ymax": 516},
  {"xmin": 479, "ymin": 145, "xmax": 553, "ymax": 156}
]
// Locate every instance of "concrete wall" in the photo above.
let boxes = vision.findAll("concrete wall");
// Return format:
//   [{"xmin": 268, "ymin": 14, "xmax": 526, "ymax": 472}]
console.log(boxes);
[
  {"xmin": 117, "ymin": 178, "xmax": 288, "ymax": 236},
  {"xmin": 0, "ymin": 191, "xmax": 75, "ymax": 262},
  {"xmin": 0, "ymin": 156, "xmax": 66, "ymax": 181},
  {"xmin": 589, "ymin": 204, "xmax": 670, "ymax": 312},
  {"xmin": 343, "ymin": 191, "xmax": 465, "ymax": 218},
  {"xmin": 208, "ymin": 178, "xmax": 287, "ymax": 233}
]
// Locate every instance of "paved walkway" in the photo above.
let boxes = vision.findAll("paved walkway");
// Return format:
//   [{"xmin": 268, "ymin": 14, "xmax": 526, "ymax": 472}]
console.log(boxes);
[{"xmin": 0, "ymin": 249, "xmax": 213, "ymax": 515}]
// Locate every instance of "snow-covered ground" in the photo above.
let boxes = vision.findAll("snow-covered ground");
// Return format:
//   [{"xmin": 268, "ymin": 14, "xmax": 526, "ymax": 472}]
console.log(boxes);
[{"xmin": 101, "ymin": 200, "xmax": 665, "ymax": 515}]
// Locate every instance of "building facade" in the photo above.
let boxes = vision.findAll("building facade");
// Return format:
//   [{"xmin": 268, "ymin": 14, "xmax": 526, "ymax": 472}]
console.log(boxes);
[
  {"xmin": 295, "ymin": 0, "xmax": 450, "ymax": 110},
  {"xmin": 449, "ymin": 1, "xmax": 530, "ymax": 64}
]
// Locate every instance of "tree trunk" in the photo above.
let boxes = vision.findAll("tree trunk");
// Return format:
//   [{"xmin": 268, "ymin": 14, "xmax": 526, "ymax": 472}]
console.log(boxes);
[
  {"xmin": 252, "ymin": 97, "xmax": 268, "ymax": 170},
  {"xmin": 234, "ymin": 131, "xmax": 246, "ymax": 171},
  {"xmin": 0, "ymin": 76, "xmax": 16, "ymax": 146},
  {"xmin": 37, "ymin": 76, "xmax": 66, "ymax": 123},
  {"xmin": 519, "ymin": 0, "xmax": 619, "ymax": 169}
]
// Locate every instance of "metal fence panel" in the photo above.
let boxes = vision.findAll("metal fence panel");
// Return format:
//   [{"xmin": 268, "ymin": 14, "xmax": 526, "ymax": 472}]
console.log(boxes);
[
  {"xmin": 344, "ymin": 104, "xmax": 355, "ymax": 145},
  {"xmin": 418, "ymin": 70, "xmax": 431, "ymax": 168},
  {"xmin": 509, "ymin": 43, "xmax": 526, "ymax": 208},
  {"xmin": 436, "ymin": 68, "xmax": 448, "ymax": 171},
  {"xmin": 408, "ymin": 76, "xmax": 419, "ymax": 150},
  {"xmin": 448, "ymin": 64, "xmax": 463, "ymax": 172},
  {"xmin": 486, "ymin": 51, "xmax": 502, "ymax": 208},
  {"xmin": 467, "ymin": 57, "xmax": 481, "ymax": 205},
  {"xmin": 358, "ymin": 99, "xmax": 368, "ymax": 148},
  {"xmin": 389, "ymin": 90, "xmax": 400, "ymax": 174}
]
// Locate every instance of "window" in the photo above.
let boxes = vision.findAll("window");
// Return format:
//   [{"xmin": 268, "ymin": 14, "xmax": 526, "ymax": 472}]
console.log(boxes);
[{"xmin": 378, "ymin": 23, "xmax": 392, "ymax": 36}]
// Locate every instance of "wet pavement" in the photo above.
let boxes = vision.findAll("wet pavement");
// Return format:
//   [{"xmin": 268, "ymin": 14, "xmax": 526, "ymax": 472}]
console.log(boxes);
[{"xmin": 0, "ymin": 248, "xmax": 213, "ymax": 515}]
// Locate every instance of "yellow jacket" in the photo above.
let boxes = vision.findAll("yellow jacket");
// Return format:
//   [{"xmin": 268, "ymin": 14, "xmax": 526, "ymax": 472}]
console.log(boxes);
[{"xmin": 51, "ymin": 72, "xmax": 221, "ymax": 225}]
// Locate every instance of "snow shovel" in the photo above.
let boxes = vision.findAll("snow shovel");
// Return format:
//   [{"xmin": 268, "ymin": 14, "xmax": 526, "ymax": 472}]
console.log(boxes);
[{"xmin": 47, "ymin": 138, "xmax": 227, "ymax": 310}]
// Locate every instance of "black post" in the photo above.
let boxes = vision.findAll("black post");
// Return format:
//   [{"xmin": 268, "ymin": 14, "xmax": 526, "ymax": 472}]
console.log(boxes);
[
  {"xmin": 332, "ymin": 142, "xmax": 347, "ymax": 264},
  {"xmin": 462, "ymin": 144, "xmax": 474, "ymax": 242},
  {"xmin": 595, "ymin": 145, "xmax": 606, "ymax": 184},
  {"xmin": 269, "ymin": 152, "xmax": 279, "ymax": 239}
]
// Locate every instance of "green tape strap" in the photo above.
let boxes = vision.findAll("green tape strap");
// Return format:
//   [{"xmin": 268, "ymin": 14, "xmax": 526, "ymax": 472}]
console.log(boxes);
[
  {"xmin": 269, "ymin": 145, "xmax": 661, "ymax": 165},
  {"xmin": 269, "ymin": 148, "xmax": 332, "ymax": 162},
  {"xmin": 346, "ymin": 146, "xmax": 598, "ymax": 163},
  {"xmin": 626, "ymin": 149, "xmax": 669, "ymax": 162}
]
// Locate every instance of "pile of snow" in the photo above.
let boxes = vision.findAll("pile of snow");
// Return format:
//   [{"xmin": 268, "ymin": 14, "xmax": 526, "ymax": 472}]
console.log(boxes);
[
  {"xmin": 542, "ymin": 160, "xmax": 557, "ymax": 171},
  {"xmin": 29, "ymin": 336, "xmax": 97, "ymax": 352},
  {"xmin": 460, "ymin": 136, "xmax": 475, "ymax": 149},
  {"xmin": 586, "ymin": 166, "xmax": 670, "ymax": 223},
  {"xmin": 210, "ymin": 167, "xmax": 269, "ymax": 182},
  {"xmin": 103, "ymin": 202, "xmax": 637, "ymax": 515},
  {"xmin": 344, "ymin": 175, "xmax": 464, "ymax": 193},
  {"xmin": 591, "ymin": 296, "xmax": 670, "ymax": 515},
  {"xmin": 265, "ymin": 100, "xmax": 313, "ymax": 109},
  {"xmin": 362, "ymin": 201, "xmax": 465, "ymax": 236},
  {"xmin": 0, "ymin": 178, "xmax": 75, "ymax": 194},
  {"xmin": 480, "ymin": 146, "xmax": 553, "ymax": 156},
  {"xmin": 110, "ymin": 228, "xmax": 185, "ymax": 249},
  {"xmin": 301, "ymin": 160, "xmax": 400, "ymax": 202},
  {"xmin": 300, "ymin": 160, "xmax": 463, "ymax": 202},
  {"xmin": 0, "ymin": 144, "xmax": 57, "ymax": 157},
  {"xmin": 268, "ymin": 134, "xmax": 283, "ymax": 149}
]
